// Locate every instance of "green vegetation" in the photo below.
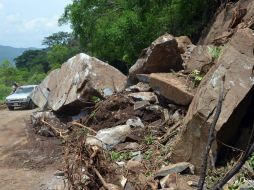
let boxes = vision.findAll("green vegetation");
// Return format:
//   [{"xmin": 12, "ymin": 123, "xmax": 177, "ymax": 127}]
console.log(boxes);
[
  {"xmin": 109, "ymin": 151, "xmax": 133, "ymax": 161},
  {"xmin": 190, "ymin": 69, "xmax": 204, "ymax": 87},
  {"xmin": 144, "ymin": 134, "xmax": 155, "ymax": 145},
  {"xmin": 60, "ymin": 0, "xmax": 219, "ymax": 66},
  {"xmin": 208, "ymin": 46, "xmax": 222, "ymax": 60},
  {"xmin": 248, "ymin": 153, "xmax": 254, "ymax": 170}
]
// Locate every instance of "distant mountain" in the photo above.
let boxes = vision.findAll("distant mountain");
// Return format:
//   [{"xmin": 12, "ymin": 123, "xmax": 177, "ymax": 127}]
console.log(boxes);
[{"xmin": 0, "ymin": 45, "xmax": 31, "ymax": 64}]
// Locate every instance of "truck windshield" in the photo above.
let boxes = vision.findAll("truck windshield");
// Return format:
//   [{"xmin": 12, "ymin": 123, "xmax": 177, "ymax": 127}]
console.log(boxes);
[{"xmin": 15, "ymin": 87, "xmax": 34, "ymax": 94}]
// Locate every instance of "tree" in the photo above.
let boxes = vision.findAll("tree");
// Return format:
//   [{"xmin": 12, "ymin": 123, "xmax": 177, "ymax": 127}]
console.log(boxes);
[
  {"xmin": 47, "ymin": 44, "xmax": 80, "ymax": 70},
  {"xmin": 14, "ymin": 49, "xmax": 50, "ymax": 73},
  {"xmin": 59, "ymin": 0, "xmax": 220, "ymax": 66},
  {"xmin": 42, "ymin": 32, "xmax": 73, "ymax": 47}
]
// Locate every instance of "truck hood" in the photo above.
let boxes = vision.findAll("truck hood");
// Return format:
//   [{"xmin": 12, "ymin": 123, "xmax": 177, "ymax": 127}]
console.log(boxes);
[{"xmin": 6, "ymin": 92, "xmax": 31, "ymax": 100}]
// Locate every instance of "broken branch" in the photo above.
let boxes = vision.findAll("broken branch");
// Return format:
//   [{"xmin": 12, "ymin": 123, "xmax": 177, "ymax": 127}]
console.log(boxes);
[
  {"xmin": 71, "ymin": 121, "xmax": 97, "ymax": 134},
  {"xmin": 41, "ymin": 119, "xmax": 68, "ymax": 139},
  {"xmin": 93, "ymin": 167, "xmax": 111, "ymax": 190},
  {"xmin": 197, "ymin": 77, "xmax": 225, "ymax": 190}
]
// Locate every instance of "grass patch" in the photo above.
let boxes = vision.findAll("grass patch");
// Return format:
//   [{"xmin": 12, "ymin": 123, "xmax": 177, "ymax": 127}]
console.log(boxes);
[
  {"xmin": 208, "ymin": 46, "xmax": 222, "ymax": 60},
  {"xmin": 109, "ymin": 151, "xmax": 133, "ymax": 161},
  {"xmin": 190, "ymin": 69, "xmax": 204, "ymax": 87}
]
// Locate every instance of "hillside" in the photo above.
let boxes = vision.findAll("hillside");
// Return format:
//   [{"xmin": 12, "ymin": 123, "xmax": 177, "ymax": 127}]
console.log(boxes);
[{"xmin": 0, "ymin": 45, "xmax": 29, "ymax": 64}]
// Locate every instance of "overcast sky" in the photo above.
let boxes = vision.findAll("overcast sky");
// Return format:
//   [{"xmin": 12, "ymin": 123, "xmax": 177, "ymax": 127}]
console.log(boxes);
[{"xmin": 0, "ymin": 0, "xmax": 72, "ymax": 48}]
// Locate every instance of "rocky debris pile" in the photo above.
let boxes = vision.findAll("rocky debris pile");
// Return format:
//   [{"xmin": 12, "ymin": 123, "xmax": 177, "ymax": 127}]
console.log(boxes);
[
  {"xmin": 31, "ymin": 2, "xmax": 254, "ymax": 188},
  {"xmin": 32, "ymin": 80, "xmax": 193, "ymax": 189},
  {"xmin": 61, "ymin": 88, "xmax": 195, "ymax": 190}
]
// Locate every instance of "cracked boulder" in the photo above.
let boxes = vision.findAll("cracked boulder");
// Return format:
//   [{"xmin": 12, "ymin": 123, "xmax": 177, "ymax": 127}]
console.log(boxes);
[
  {"xmin": 128, "ymin": 33, "xmax": 183, "ymax": 84},
  {"xmin": 31, "ymin": 53, "xmax": 127, "ymax": 114},
  {"xmin": 171, "ymin": 28, "xmax": 254, "ymax": 172}
]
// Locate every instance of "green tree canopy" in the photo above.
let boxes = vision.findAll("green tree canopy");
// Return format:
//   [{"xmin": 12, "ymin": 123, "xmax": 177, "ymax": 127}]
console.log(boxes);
[
  {"xmin": 59, "ymin": 0, "xmax": 220, "ymax": 66},
  {"xmin": 42, "ymin": 31, "xmax": 73, "ymax": 47}
]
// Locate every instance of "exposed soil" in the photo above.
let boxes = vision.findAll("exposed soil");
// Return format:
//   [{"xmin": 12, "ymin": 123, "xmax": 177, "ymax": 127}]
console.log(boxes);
[
  {"xmin": 81, "ymin": 93, "xmax": 165, "ymax": 131},
  {"xmin": 0, "ymin": 108, "xmax": 66, "ymax": 190}
]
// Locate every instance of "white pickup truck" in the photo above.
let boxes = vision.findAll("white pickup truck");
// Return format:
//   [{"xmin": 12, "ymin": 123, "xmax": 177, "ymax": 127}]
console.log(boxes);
[{"xmin": 5, "ymin": 85, "xmax": 37, "ymax": 110}]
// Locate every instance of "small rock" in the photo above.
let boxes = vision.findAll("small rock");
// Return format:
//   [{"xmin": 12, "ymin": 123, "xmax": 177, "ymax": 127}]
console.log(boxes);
[
  {"xmin": 131, "ymin": 151, "xmax": 143, "ymax": 162},
  {"xmin": 136, "ymin": 74, "xmax": 151, "ymax": 83},
  {"xmin": 176, "ymin": 36, "xmax": 193, "ymax": 54},
  {"xmin": 120, "ymin": 176, "xmax": 128, "ymax": 188},
  {"xmin": 187, "ymin": 180, "xmax": 198, "ymax": 187},
  {"xmin": 86, "ymin": 125, "xmax": 131, "ymax": 149},
  {"xmin": 126, "ymin": 82, "xmax": 151, "ymax": 92},
  {"xmin": 126, "ymin": 117, "xmax": 144, "ymax": 128},
  {"xmin": 106, "ymin": 184, "xmax": 122, "ymax": 190},
  {"xmin": 134, "ymin": 101, "xmax": 150, "ymax": 110},
  {"xmin": 54, "ymin": 170, "xmax": 65, "ymax": 177},
  {"xmin": 163, "ymin": 109, "xmax": 170, "ymax": 123},
  {"xmin": 103, "ymin": 88, "xmax": 114, "ymax": 96},
  {"xmin": 146, "ymin": 105, "xmax": 162, "ymax": 112},
  {"xmin": 154, "ymin": 162, "xmax": 195, "ymax": 178},
  {"xmin": 116, "ymin": 161, "xmax": 125, "ymax": 167},
  {"xmin": 128, "ymin": 92, "xmax": 158, "ymax": 103},
  {"xmin": 115, "ymin": 142, "xmax": 140, "ymax": 151},
  {"xmin": 38, "ymin": 126, "xmax": 55, "ymax": 137},
  {"xmin": 126, "ymin": 160, "xmax": 145, "ymax": 173},
  {"xmin": 171, "ymin": 110, "xmax": 181, "ymax": 122}
]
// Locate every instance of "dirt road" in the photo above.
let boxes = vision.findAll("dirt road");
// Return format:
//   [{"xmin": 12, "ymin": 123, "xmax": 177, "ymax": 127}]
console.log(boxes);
[{"xmin": 0, "ymin": 109, "xmax": 65, "ymax": 190}]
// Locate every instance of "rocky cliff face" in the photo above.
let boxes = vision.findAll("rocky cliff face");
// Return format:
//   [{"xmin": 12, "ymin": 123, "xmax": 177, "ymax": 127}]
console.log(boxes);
[{"xmin": 172, "ymin": 28, "xmax": 254, "ymax": 172}]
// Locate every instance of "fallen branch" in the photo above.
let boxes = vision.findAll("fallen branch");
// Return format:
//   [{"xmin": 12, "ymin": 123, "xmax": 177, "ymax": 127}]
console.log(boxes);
[
  {"xmin": 197, "ymin": 77, "xmax": 225, "ymax": 190},
  {"xmin": 93, "ymin": 167, "xmax": 111, "ymax": 190},
  {"xmin": 41, "ymin": 119, "xmax": 68, "ymax": 139},
  {"xmin": 211, "ymin": 121, "xmax": 254, "ymax": 190},
  {"xmin": 71, "ymin": 121, "xmax": 97, "ymax": 134}
]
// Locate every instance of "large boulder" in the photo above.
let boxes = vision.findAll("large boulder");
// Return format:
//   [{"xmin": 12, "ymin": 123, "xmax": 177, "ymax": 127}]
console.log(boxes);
[
  {"xmin": 31, "ymin": 53, "xmax": 127, "ymax": 114},
  {"xmin": 171, "ymin": 28, "xmax": 254, "ymax": 172},
  {"xmin": 150, "ymin": 73, "xmax": 194, "ymax": 106},
  {"xmin": 128, "ymin": 34, "xmax": 183, "ymax": 84},
  {"xmin": 184, "ymin": 45, "xmax": 213, "ymax": 74},
  {"xmin": 199, "ymin": 0, "xmax": 254, "ymax": 45}
]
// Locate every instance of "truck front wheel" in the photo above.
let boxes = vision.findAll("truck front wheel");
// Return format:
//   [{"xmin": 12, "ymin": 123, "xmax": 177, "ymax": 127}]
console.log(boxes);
[
  {"xmin": 28, "ymin": 100, "xmax": 36, "ymax": 110},
  {"xmin": 8, "ymin": 106, "xmax": 14, "ymax": 110}
]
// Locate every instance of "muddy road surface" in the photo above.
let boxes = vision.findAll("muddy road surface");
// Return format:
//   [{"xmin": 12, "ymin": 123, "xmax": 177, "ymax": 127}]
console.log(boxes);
[{"xmin": 0, "ymin": 109, "xmax": 66, "ymax": 190}]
